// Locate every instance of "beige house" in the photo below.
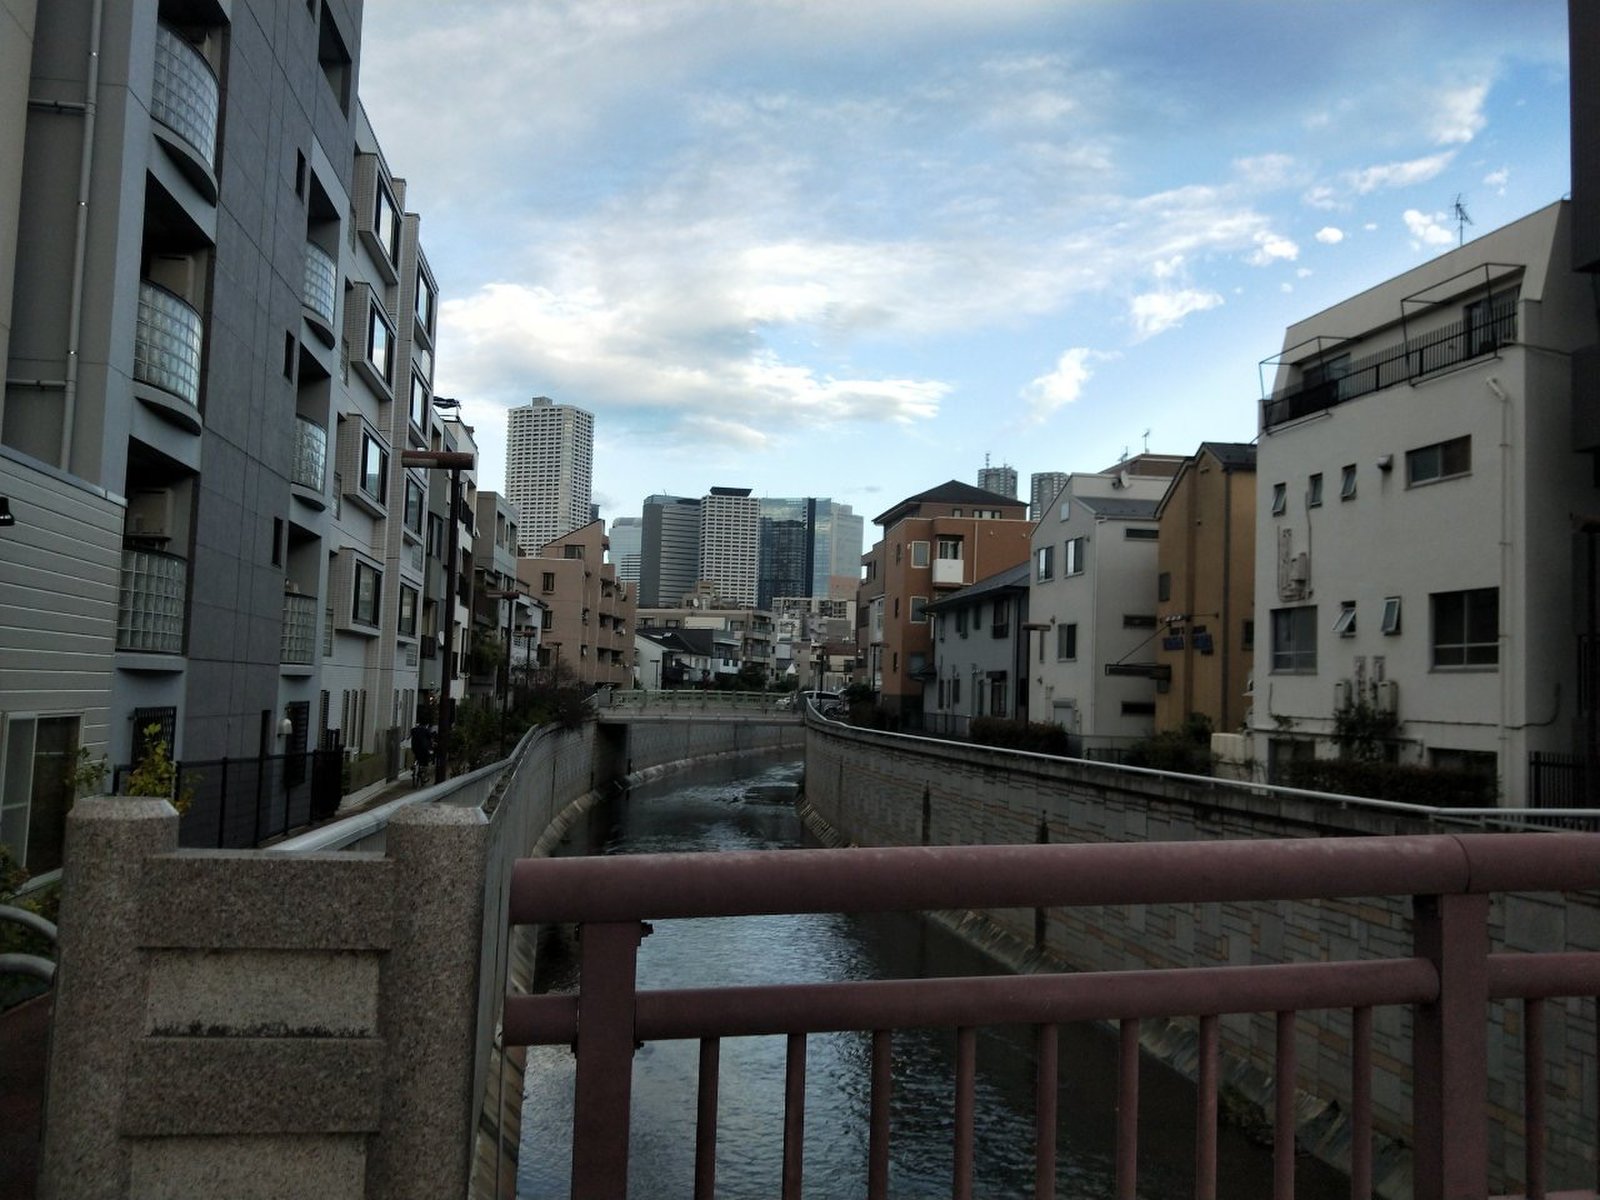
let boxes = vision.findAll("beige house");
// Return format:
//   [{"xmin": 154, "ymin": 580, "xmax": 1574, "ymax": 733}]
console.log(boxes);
[
  {"xmin": 1152, "ymin": 443, "xmax": 1257, "ymax": 736},
  {"xmin": 517, "ymin": 520, "xmax": 634, "ymax": 689}
]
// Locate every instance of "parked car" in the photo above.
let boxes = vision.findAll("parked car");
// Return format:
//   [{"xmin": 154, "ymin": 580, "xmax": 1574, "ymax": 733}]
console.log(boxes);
[{"xmin": 781, "ymin": 689, "xmax": 844, "ymax": 716}]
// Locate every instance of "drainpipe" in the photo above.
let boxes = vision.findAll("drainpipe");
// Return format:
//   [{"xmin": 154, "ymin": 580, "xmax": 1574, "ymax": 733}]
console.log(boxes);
[
  {"xmin": 58, "ymin": 0, "xmax": 106, "ymax": 471},
  {"xmin": 1221, "ymin": 466, "xmax": 1233, "ymax": 729},
  {"xmin": 1488, "ymin": 376, "xmax": 1513, "ymax": 787}
]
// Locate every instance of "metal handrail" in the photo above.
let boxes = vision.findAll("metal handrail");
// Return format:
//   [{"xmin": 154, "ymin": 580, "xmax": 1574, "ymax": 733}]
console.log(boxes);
[{"xmin": 0, "ymin": 904, "xmax": 58, "ymax": 984}]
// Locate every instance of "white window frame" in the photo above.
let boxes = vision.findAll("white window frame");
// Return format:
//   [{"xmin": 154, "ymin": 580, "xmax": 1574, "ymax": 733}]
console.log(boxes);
[
  {"xmin": 1340, "ymin": 464, "xmax": 1357, "ymax": 501},
  {"xmin": 1332, "ymin": 602, "xmax": 1357, "ymax": 637},
  {"xmin": 1380, "ymin": 595, "xmax": 1402, "ymax": 635},
  {"xmin": 1308, "ymin": 473, "xmax": 1323, "ymax": 508},
  {"xmin": 1065, "ymin": 537, "xmax": 1085, "ymax": 576},
  {"xmin": 1271, "ymin": 482, "xmax": 1286, "ymax": 516},
  {"xmin": 910, "ymin": 540, "xmax": 929, "ymax": 568}
]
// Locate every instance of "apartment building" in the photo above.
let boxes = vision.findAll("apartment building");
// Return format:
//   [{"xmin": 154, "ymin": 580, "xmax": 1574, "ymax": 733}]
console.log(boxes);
[
  {"xmin": 923, "ymin": 562, "xmax": 1032, "ymax": 737},
  {"xmin": 636, "ymin": 588, "xmax": 777, "ymax": 682},
  {"xmin": 1030, "ymin": 472, "xmax": 1069, "ymax": 522},
  {"xmin": 977, "ymin": 461, "xmax": 1018, "ymax": 499},
  {"xmin": 468, "ymin": 491, "xmax": 533, "ymax": 695},
  {"xmin": 0, "ymin": 0, "xmax": 449, "ymax": 870},
  {"xmin": 517, "ymin": 520, "xmax": 634, "ymax": 689},
  {"xmin": 698, "ymin": 487, "xmax": 759, "ymax": 608},
  {"xmin": 1029, "ymin": 459, "xmax": 1183, "ymax": 742},
  {"xmin": 1152, "ymin": 443, "xmax": 1256, "ymax": 736},
  {"xmin": 857, "ymin": 480, "xmax": 1032, "ymax": 723},
  {"xmin": 505, "ymin": 396, "xmax": 593, "ymax": 554},
  {"xmin": 1252, "ymin": 200, "xmax": 1597, "ymax": 800}
]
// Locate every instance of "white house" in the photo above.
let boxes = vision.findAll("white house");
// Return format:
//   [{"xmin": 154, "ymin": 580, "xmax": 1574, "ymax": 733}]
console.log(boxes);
[
  {"xmin": 1028, "ymin": 458, "xmax": 1182, "ymax": 744},
  {"xmin": 1252, "ymin": 200, "xmax": 1598, "ymax": 802}
]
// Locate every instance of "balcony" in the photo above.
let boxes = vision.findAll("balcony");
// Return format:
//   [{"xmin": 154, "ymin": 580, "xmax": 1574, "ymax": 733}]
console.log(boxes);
[
  {"xmin": 150, "ymin": 25, "xmax": 219, "ymax": 198},
  {"xmin": 117, "ymin": 547, "xmax": 186, "ymax": 654},
  {"xmin": 1263, "ymin": 292, "xmax": 1519, "ymax": 430},
  {"xmin": 291, "ymin": 417, "xmax": 327, "ymax": 499},
  {"xmin": 134, "ymin": 281, "xmax": 203, "ymax": 425},
  {"xmin": 280, "ymin": 592, "xmax": 317, "ymax": 665},
  {"xmin": 932, "ymin": 558, "xmax": 965, "ymax": 587},
  {"xmin": 302, "ymin": 242, "xmax": 337, "ymax": 339}
]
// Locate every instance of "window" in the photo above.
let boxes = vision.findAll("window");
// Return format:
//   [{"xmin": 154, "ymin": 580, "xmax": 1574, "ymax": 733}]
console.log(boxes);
[
  {"xmin": 1057, "ymin": 623, "xmax": 1077, "ymax": 660},
  {"xmin": 1332, "ymin": 601, "xmax": 1356, "ymax": 637},
  {"xmin": 937, "ymin": 537, "xmax": 963, "ymax": 561},
  {"xmin": 1121, "ymin": 701, "xmax": 1156, "ymax": 716},
  {"xmin": 1059, "ymin": 499, "xmax": 1070, "ymax": 522},
  {"xmin": 1271, "ymin": 483, "xmax": 1286, "ymax": 516},
  {"xmin": 1123, "ymin": 614, "xmax": 1157, "ymax": 629},
  {"xmin": 1341, "ymin": 464, "xmax": 1357, "ymax": 501},
  {"xmin": 1431, "ymin": 588, "xmax": 1498, "ymax": 668},
  {"xmin": 1242, "ymin": 618, "xmax": 1254, "ymax": 651},
  {"xmin": 1064, "ymin": 537, "xmax": 1085, "ymax": 576},
  {"xmin": 1158, "ymin": 572, "xmax": 1171, "ymax": 602},
  {"xmin": 1406, "ymin": 436, "xmax": 1471, "ymax": 486},
  {"xmin": 1380, "ymin": 595, "xmax": 1402, "ymax": 635},
  {"xmin": 404, "ymin": 477, "xmax": 424, "ymax": 535},
  {"xmin": 360, "ymin": 431, "xmax": 387, "ymax": 502},
  {"xmin": 972, "ymin": 601, "xmax": 982, "ymax": 630},
  {"xmin": 1, "ymin": 714, "xmax": 80, "ymax": 874},
  {"xmin": 1125, "ymin": 527, "xmax": 1159, "ymax": 540},
  {"xmin": 563, "ymin": 545, "xmax": 584, "ymax": 560},
  {"xmin": 1464, "ymin": 294, "xmax": 1505, "ymax": 357},
  {"xmin": 271, "ymin": 517, "xmax": 284, "ymax": 566},
  {"xmin": 409, "ymin": 373, "xmax": 430, "ymax": 430},
  {"xmin": 955, "ymin": 608, "xmax": 968, "ymax": 635},
  {"xmin": 894, "ymin": 543, "xmax": 902, "ymax": 564},
  {"xmin": 1270, "ymin": 606, "xmax": 1317, "ymax": 673},
  {"xmin": 541, "ymin": 608, "xmax": 553, "ymax": 630},
  {"xmin": 541, "ymin": 572, "xmax": 555, "ymax": 592},
  {"xmin": 415, "ymin": 271, "xmax": 436, "ymax": 337},
  {"xmin": 374, "ymin": 179, "xmax": 401, "ymax": 266},
  {"xmin": 991, "ymin": 599, "xmax": 1009, "ymax": 637},
  {"xmin": 989, "ymin": 675, "xmax": 1008, "ymax": 718},
  {"xmin": 367, "ymin": 302, "xmax": 395, "ymax": 386},
  {"xmin": 352, "ymin": 561, "xmax": 381, "ymax": 627},
  {"xmin": 894, "ymin": 598, "xmax": 900, "ymax": 618},
  {"xmin": 1308, "ymin": 473, "xmax": 1323, "ymax": 508},
  {"xmin": 1036, "ymin": 544, "xmax": 1055, "ymax": 581},
  {"xmin": 911, "ymin": 541, "xmax": 929, "ymax": 568},
  {"xmin": 950, "ymin": 675, "xmax": 961, "ymax": 705},
  {"xmin": 398, "ymin": 585, "xmax": 418, "ymax": 636},
  {"xmin": 910, "ymin": 595, "xmax": 927, "ymax": 623}
]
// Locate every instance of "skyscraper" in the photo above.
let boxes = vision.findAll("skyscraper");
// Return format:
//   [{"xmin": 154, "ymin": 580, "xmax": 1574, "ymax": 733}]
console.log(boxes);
[
  {"xmin": 608, "ymin": 516, "xmax": 643, "ymax": 585},
  {"xmin": 505, "ymin": 396, "xmax": 593, "ymax": 553},
  {"xmin": 1030, "ymin": 472, "xmax": 1069, "ymax": 521},
  {"xmin": 977, "ymin": 460, "xmax": 1018, "ymax": 499},
  {"xmin": 699, "ymin": 487, "xmax": 760, "ymax": 607},
  {"xmin": 640, "ymin": 494, "xmax": 701, "ymax": 607}
]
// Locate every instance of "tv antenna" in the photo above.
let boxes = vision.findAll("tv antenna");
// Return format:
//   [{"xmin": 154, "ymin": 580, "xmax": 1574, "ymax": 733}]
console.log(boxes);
[
  {"xmin": 1142, "ymin": 428, "xmax": 1151, "ymax": 454},
  {"xmin": 1453, "ymin": 194, "xmax": 1473, "ymax": 247}
]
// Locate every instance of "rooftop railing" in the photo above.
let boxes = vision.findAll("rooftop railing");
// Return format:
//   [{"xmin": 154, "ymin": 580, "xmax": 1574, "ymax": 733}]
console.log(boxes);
[{"xmin": 506, "ymin": 833, "xmax": 1600, "ymax": 1200}]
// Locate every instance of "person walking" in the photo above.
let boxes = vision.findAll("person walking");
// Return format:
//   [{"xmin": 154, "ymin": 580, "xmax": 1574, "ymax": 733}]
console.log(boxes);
[{"xmin": 409, "ymin": 720, "xmax": 434, "ymax": 785}]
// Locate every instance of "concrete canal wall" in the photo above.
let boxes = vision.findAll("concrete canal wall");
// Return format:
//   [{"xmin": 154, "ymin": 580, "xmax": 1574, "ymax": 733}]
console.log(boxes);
[{"xmin": 802, "ymin": 718, "xmax": 1600, "ymax": 1197}]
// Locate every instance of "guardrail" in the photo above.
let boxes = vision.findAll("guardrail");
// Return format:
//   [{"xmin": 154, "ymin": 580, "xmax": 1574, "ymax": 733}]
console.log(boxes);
[
  {"xmin": 606, "ymin": 689, "xmax": 800, "ymax": 715},
  {"xmin": 505, "ymin": 833, "xmax": 1600, "ymax": 1200}
]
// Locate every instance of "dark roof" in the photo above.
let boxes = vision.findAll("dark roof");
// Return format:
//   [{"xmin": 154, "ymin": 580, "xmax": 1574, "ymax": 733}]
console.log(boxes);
[
  {"xmin": 1076, "ymin": 496, "xmax": 1161, "ymax": 519},
  {"xmin": 924, "ymin": 561, "xmax": 1032, "ymax": 611},
  {"xmin": 874, "ymin": 480, "xmax": 1026, "ymax": 526},
  {"xmin": 1201, "ymin": 442, "xmax": 1257, "ymax": 470}
]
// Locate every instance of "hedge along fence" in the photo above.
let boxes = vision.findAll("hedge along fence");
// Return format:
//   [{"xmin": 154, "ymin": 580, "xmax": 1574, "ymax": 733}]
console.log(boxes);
[{"xmin": 1278, "ymin": 757, "xmax": 1498, "ymax": 807}]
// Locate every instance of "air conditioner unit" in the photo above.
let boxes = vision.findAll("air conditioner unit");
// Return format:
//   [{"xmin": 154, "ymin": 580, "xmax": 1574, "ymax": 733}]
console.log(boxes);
[
  {"xmin": 1333, "ymin": 679, "xmax": 1353, "ymax": 709},
  {"xmin": 147, "ymin": 254, "xmax": 197, "ymax": 299},
  {"xmin": 1374, "ymin": 679, "xmax": 1399, "ymax": 715},
  {"xmin": 126, "ymin": 488, "xmax": 176, "ymax": 541},
  {"xmin": 284, "ymin": 581, "xmax": 301, "ymax": 594},
  {"xmin": 1288, "ymin": 553, "xmax": 1310, "ymax": 585}
]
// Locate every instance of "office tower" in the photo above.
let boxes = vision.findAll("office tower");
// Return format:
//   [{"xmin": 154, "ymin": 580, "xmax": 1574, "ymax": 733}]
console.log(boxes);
[
  {"xmin": 977, "ymin": 460, "xmax": 1018, "ymax": 499},
  {"xmin": 699, "ymin": 487, "xmax": 760, "ymax": 607},
  {"xmin": 640, "ymin": 494, "xmax": 701, "ymax": 607},
  {"xmin": 759, "ymin": 499, "xmax": 813, "ymax": 609},
  {"xmin": 608, "ymin": 516, "xmax": 643, "ymax": 585},
  {"xmin": 0, "ymin": 0, "xmax": 441, "ymax": 871},
  {"xmin": 817, "ymin": 501, "xmax": 864, "ymax": 599},
  {"xmin": 1030, "ymin": 472, "xmax": 1069, "ymax": 521},
  {"xmin": 505, "ymin": 396, "xmax": 593, "ymax": 553}
]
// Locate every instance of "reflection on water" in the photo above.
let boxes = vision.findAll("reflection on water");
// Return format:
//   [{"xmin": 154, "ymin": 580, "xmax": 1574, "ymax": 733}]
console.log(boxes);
[{"xmin": 518, "ymin": 755, "xmax": 1347, "ymax": 1199}]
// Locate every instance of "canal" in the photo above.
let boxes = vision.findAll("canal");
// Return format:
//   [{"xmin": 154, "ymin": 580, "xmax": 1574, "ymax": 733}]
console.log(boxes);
[{"xmin": 518, "ymin": 753, "xmax": 1349, "ymax": 1198}]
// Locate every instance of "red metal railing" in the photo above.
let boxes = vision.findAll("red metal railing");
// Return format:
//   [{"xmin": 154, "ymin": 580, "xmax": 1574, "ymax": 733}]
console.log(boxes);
[{"xmin": 504, "ymin": 834, "xmax": 1600, "ymax": 1199}]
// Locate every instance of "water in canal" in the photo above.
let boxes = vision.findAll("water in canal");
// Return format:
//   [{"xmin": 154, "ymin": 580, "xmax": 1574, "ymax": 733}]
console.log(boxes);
[{"xmin": 518, "ymin": 754, "xmax": 1350, "ymax": 1199}]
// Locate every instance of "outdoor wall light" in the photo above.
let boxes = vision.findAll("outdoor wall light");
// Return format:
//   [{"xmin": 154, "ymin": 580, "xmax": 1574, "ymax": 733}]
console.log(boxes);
[
  {"xmin": 0, "ymin": 497, "xmax": 13, "ymax": 527},
  {"xmin": 1376, "ymin": 454, "xmax": 1394, "ymax": 472}
]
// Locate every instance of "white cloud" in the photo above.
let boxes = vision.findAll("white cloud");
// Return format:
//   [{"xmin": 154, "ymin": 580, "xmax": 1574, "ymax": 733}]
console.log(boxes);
[
  {"xmin": 1022, "ymin": 347, "xmax": 1098, "ymax": 420},
  {"xmin": 1128, "ymin": 289, "xmax": 1223, "ymax": 339},
  {"xmin": 1232, "ymin": 154, "xmax": 1298, "ymax": 188},
  {"xmin": 1280, "ymin": 282, "xmax": 1294, "ymax": 293},
  {"xmin": 1363, "ymin": 222, "xmax": 1379, "ymax": 231},
  {"xmin": 1314, "ymin": 226, "xmax": 1345, "ymax": 244},
  {"xmin": 1429, "ymin": 81, "xmax": 1490, "ymax": 145},
  {"xmin": 1296, "ymin": 268, "xmax": 1312, "ymax": 278},
  {"xmin": 1403, "ymin": 209, "xmax": 1456, "ymax": 249},
  {"xmin": 1246, "ymin": 231, "xmax": 1299, "ymax": 266},
  {"xmin": 1347, "ymin": 152, "xmax": 1456, "ymax": 194},
  {"xmin": 1303, "ymin": 185, "xmax": 1340, "ymax": 210},
  {"xmin": 1484, "ymin": 166, "xmax": 1510, "ymax": 194}
]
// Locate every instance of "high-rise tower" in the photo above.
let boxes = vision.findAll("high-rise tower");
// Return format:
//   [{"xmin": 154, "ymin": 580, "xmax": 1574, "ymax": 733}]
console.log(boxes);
[
  {"xmin": 505, "ymin": 397, "xmax": 593, "ymax": 553},
  {"xmin": 1030, "ymin": 472, "xmax": 1069, "ymax": 521},
  {"xmin": 699, "ymin": 487, "xmax": 760, "ymax": 608}
]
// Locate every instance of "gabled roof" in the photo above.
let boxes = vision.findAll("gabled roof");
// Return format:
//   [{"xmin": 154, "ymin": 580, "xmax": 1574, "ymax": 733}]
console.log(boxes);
[
  {"xmin": 924, "ymin": 561, "xmax": 1032, "ymax": 611},
  {"xmin": 1076, "ymin": 495, "xmax": 1160, "ymax": 519},
  {"xmin": 874, "ymin": 480, "xmax": 1026, "ymax": 526}
]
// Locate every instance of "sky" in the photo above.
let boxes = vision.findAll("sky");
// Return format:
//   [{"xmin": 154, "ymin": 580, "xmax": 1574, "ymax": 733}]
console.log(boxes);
[{"xmin": 356, "ymin": 1, "xmax": 1573, "ymax": 529}]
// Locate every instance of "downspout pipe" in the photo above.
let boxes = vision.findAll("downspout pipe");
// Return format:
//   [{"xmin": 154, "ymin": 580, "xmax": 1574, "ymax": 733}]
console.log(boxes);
[{"xmin": 59, "ymin": 0, "xmax": 105, "ymax": 470}]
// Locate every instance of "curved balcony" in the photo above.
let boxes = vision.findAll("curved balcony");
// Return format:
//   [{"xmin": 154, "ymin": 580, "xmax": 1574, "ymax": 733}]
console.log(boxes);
[
  {"xmin": 302, "ymin": 242, "xmax": 337, "ymax": 343},
  {"xmin": 280, "ymin": 592, "xmax": 318, "ymax": 665},
  {"xmin": 151, "ymin": 25, "xmax": 220, "ymax": 198},
  {"xmin": 291, "ymin": 417, "xmax": 327, "ymax": 501},
  {"xmin": 117, "ymin": 547, "xmax": 186, "ymax": 654},
  {"xmin": 134, "ymin": 281, "xmax": 203, "ymax": 423}
]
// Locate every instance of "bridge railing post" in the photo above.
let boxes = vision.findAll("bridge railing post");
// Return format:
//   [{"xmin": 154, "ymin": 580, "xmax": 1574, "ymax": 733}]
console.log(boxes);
[
  {"xmin": 572, "ymin": 920, "xmax": 646, "ymax": 1196},
  {"xmin": 1410, "ymin": 891, "xmax": 1489, "ymax": 1200}
]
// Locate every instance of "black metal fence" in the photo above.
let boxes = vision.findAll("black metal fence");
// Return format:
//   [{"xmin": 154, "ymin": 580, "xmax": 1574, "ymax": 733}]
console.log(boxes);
[
  {"xmin": 1527, "ymin": 751, "xmax": 1600, "ymax": 815},
  {"xmin": 112, "ymin": 749, "xmax": 344, "ymax": 850}
]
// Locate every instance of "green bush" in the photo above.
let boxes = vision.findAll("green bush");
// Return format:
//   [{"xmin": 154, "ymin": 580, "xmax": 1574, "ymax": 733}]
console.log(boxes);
[
  {"xmin": 1125, "ymin": 714, "xmax": 1214, "ymax": 775},
  {"xmin": 1278, "ymin": 758, "xmax": 1498, "ymax": 807},
  {"xmin": 970, "ymin": 717, "xmax": 1073, "ymax": 756}
]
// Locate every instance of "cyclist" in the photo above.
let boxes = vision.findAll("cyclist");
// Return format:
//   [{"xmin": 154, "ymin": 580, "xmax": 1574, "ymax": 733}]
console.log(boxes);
[{"xmin": 409, "ymin": 720, "xmax": 434, "ymax": 785}]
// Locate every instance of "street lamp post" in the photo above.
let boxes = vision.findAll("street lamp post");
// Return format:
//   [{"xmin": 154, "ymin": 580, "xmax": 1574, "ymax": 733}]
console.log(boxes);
[
  {"xmin": 401, "ymin": 447, "xmax": 474, "ymax": 783},
  {"xmin": 484, "ymin": 588, "xmax": 524, "ymax": 757}
]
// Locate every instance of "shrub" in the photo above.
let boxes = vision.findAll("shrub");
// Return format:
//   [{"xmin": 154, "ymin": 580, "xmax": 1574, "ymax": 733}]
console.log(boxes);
[
  {"xmin": 1277, "ymin": 758, "xmax": 1498, "ymax": 807},
  {"xmin": 125, "ymin": 723, "xmax": 193, "ymax": 813},
  {"xmin": 1125, "ymin": 714, "xmax": 1215, "ymax": 775},
  {"xmin": 969, "ymin": 718, "xmax": 1073, "ymax": 756}
]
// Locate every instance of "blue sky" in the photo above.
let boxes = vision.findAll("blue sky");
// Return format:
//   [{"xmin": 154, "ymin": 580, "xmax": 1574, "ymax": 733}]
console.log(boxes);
[{"xmin": 357, "ymin": 1, "xmax": 1572, "ymax": 526}]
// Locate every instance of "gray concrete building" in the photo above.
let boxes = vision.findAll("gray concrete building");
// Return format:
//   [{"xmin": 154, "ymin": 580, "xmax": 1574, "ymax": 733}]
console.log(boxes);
[
  {"xmin": 639, "ymin": 493, "xmax": 700, "ymax": 607},
  {"xmin": 0, "ymin": 0, "xmax": 443, "ymax": 871}
]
